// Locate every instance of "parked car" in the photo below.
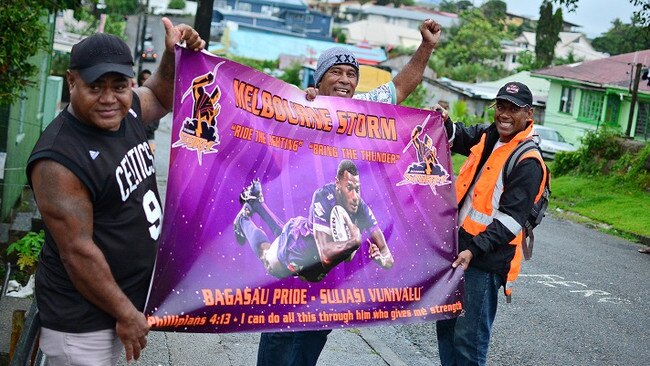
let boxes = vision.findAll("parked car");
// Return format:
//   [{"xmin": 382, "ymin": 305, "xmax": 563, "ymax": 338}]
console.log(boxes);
[
  {"xmin": 144, "ymin": 27, "xmax": 153, "ymax": 41},
  {"xmin": 533, "ymin": 125, "xmax": 577, "ymax": 160},
  {"xmin": 141, "ymin": 41, "xmax": 157, "ymax": 62}
]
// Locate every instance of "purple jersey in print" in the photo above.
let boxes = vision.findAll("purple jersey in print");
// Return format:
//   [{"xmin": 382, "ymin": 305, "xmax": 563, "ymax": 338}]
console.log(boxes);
[{"xmin": 275, "ymin": 183, "xmax": 378, "ymax": 282}]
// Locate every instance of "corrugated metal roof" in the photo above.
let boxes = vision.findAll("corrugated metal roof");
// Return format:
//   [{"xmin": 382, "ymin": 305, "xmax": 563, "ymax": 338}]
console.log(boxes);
[
  {"xmin": 363, "ymin": 5, "xmax": 459, "ymax": 28},
  {"xmin": 532, "ymin": 49, "xmax": 650, "ymax": 93},
  {"xmin": 342, "ymin": 20, "xmax": 422, "ymax": 48},
  {"xmin": 243, "ymin": 0, "xmax": 307, "ymax": 9},
  {"xmin": 481, "ymin": 71, "xmax": 550, "ymax": 104},
  {"xmin": 434, "ymin": 71, "xmax": 550, "ymax": 106}
]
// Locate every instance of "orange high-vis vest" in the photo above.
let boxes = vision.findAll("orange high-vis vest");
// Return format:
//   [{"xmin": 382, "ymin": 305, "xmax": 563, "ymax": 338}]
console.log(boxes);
[{"xmin": 455, "ymin": 123, "xmax": 547, "ymax": 297}]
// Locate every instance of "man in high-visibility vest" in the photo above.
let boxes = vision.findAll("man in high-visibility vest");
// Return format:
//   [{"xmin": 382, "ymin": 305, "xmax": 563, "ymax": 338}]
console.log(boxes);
[{"xmin": 435, "ymin": 82, "xmax": 548, "ymax": 366}]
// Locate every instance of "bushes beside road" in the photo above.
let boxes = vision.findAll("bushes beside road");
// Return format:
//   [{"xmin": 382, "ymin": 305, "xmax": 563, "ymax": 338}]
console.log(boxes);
[{"xmin": 550, "ymin": 129, "xmax": 650, "ymax": 239}]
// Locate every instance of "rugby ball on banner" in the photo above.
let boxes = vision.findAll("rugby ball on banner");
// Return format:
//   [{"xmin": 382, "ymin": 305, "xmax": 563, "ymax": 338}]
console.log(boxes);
[
  {"xmin": 330, "ymin": 205, "xmax": 357, "ymax": 261},
  {"xmin": 330, "ymin": 205, "xmax": 352, "ymax": 242}
]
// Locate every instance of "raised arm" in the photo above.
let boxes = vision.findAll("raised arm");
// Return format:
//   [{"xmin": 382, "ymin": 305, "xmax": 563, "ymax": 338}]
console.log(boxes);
[
  {"xmin": 31, "ymin": 160, "xmax": 149, "ymax": 362},
  {"xmin": 135, "ymin": 17, "xmax": 206, "ymax": 123},
  {"xmin": 393, "ymin": 19, "xmax": 441, "ymax": 104}
]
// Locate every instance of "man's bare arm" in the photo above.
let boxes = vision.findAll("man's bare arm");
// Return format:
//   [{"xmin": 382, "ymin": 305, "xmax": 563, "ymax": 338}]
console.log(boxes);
[
  {"xmin": 136, "ymin": 17, "xmax": 205, "ymax": 124},
  {"xmin": 392, "ymin": 19, "xmax": 441, "ymax": 104},
  {"xmin": 368, "ymin": 228, "xmax": 393, "ymax": 269},
  {"xmin": 31, "ymin": 160, "xmax": 149, "ymax": 362},
  {"xmin": 313, "ymin": 227, "xmax": 361, "ymax": 271}
]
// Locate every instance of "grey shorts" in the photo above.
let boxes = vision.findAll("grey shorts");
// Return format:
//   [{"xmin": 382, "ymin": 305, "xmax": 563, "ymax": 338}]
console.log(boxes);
[{"xmin": 39, "ymin": 327, "xmax": 122, "ymax": 366}]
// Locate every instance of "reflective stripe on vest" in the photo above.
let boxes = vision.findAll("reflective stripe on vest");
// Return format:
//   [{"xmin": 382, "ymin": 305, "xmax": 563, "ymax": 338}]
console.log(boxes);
[{"xmin": 455, "ymin": 123, "xmax": 545, "ymax": 296}]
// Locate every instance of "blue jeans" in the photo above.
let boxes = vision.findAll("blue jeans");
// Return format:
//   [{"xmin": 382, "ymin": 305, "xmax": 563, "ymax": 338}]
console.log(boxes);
[
  {"xmin": 436, "ymin": 267, "xmax": 505, "ymax": 366},
  {"xmin": 257, "ymin": 330, "xmax": 331, "ymax": 366}
]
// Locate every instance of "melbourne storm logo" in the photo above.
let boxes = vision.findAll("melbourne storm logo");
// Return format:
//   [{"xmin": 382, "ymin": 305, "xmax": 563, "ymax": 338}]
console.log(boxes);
[
  {"xmin": 397, "ymin": 114, "xmax": 451, "ymax": 194},
  {"xmin": 172, "ymin": 61, "xmax": 226, "ymax": 165}
]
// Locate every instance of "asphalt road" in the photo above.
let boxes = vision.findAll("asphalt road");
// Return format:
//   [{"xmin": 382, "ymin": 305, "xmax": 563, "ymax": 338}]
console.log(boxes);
[{"xmin": 371, "ymin": 213, "xmax": 650, "ymax": 365}]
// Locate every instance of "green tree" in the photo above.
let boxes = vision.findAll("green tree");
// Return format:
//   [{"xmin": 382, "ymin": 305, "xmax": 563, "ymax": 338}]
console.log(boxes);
[
  {"xmin": 51, "ymin": 52, "xmax": 71, "ymax": 77},
  {"xmin": 592, "ymin": 18, "xmax": 650, "ymax": 55},
  {"xmin": 401, "ymin": 84, "xmax": 430, "ymax": 109},
  {"xmin": 0, "ymin": 0, "xmax": 76, "ymax": 105},
  {"xmin": 388, "ymin": 45, "xmax": 416, "ymax": 58},
  {"xmin": 480, "ymin": 0, "xmax": 507, "ymax": 28},
  {"xmin": 535, "ymin": 1, "xmax": 563, "ymax": 68},
  {"xmin": 278, "ymin": 63, "xmax": 302, "ymax": 87},
  {"xmin": 105, "ymin": 0, "xmax": 139, "ymax": 14},
  {"xmin": 515, "ymin": 50, "xmax": 537, "ymax": 72},
  {"xmin": 71, "ymin": 6, "xmax": 128, "ymax": 39},
  {"xmin": 433, "ymin": 9, "xmax": 506, "ymax": 82},
  {"xmin": 374, "ymin": 0, "xmax": 414, "ymax": 6},
  {"xmin": 332, "ymin": 27, "xmax": 347, "ymax": 44},
  {"xmin": 168, "ymin": 0, "xmax": 186, "ymax": 10},
  {"xmin": 438, "ymin": 0, "xmax": 473, "ymax": 13},
  {"xmin": 553, "ymin": 51, "xmax": 583, "ymax": 65},
  {"xmin": 230, "ymin": 56, "xmax": 278, "ymax": 72},
  {"xmin": 457, "ymin": 0, "xmax": 473, "ymax": 11}
]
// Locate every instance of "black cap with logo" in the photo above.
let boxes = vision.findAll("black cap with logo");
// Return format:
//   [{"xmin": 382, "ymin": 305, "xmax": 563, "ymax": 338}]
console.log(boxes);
[
  {"xmin": 70, "ymin": 33, "xmax": 134, "ymax": 83},
  {"xmin": 495, "ymin": 82, "xmax": 533, "ymax": 107}
]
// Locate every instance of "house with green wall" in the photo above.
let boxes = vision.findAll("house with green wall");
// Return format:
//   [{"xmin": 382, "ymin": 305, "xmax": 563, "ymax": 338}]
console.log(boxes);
[
  {"xmin": 0, "ymin": 13, "xmax": 59, "ymax": 222},
  {"xmin": 531, "ymin": 49, "xmax": 650, "ymax": 145}
]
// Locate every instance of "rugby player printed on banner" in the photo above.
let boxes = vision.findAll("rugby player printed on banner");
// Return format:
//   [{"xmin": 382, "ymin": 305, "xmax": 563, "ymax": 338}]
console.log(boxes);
[
  {"xmin": 144, "ymin": 47, "xmax": 464, "ymax": 333},
  {"xmin": 233, "ymin": 159, "xmax": 394, "ymax": 283}
]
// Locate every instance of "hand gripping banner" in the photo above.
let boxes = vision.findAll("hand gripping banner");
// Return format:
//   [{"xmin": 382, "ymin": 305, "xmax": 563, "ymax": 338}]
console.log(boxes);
[{"xmin": 144, "ymin": 47, "xmax": 464, "ymax": 333}]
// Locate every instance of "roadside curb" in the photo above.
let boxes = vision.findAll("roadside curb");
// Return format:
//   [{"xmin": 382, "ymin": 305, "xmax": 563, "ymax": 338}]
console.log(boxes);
[{"xmin": 549, "ymin": 209, "xmax": 650, "ymax": 246}]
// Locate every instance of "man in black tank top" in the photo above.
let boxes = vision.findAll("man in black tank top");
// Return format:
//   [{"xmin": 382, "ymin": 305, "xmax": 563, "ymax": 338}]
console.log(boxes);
[{"xmin": 26, "ymin": 18, "xmax": 205, "ymax": 366}]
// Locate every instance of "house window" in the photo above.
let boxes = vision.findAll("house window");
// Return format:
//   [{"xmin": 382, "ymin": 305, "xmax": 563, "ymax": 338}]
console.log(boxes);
[
  {"xmin": 511, "ymin": 54, "xmax": 517, "ymax": 63},
  {"xmin": 306, "ymin": 14, "xmax": 313, "ymax": 23},
  {"xmin": 578, "ymin": 90, "xmax": 604, "ymax": 123},
  {"xmin": 559, "ymin": 86, "xmax": 575, "ymax": 114}
]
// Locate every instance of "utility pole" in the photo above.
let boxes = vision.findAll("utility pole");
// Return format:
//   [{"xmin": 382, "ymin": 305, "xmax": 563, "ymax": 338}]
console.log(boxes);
[
  {"xmin": 195, "ymin": 0, "xmax": 214, "ymax": 48},
  {"xmin": 133, "ymin": 5, "xmax": 143, "ymax": 62},
  {"xmin": 137, "ymin": 0, "xmax": 150, "ymax": 76},
  {"xmin": 626, "ymin": 62, "xmax": 642, "ymax": 137}
]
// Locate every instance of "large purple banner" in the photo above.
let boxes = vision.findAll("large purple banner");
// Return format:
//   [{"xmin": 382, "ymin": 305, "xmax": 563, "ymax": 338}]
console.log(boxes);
[{"xmin": 144, "ymin": 47, "xmax": 463, "ymax": 333}]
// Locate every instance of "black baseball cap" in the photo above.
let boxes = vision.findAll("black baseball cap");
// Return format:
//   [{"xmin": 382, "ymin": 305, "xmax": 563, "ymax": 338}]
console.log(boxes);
[
  {"xmin": 69, "ymin": 33, "xmax": 134, "ymax": 83},
  {"xmin": 495, "ymin": 82, "xmax": 533, "ymax": 107}
]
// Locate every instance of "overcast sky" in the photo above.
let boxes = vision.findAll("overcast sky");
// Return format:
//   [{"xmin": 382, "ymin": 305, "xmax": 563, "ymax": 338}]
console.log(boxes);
[{"xmin": 483, "ymin": 0, "xmax": 640, "ymax": 38}]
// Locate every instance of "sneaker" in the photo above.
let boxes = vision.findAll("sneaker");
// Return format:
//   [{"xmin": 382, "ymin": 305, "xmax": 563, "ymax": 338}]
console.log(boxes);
[
  {"xmin": 233, "ymin": 203, "xmax": 252, "ymax": 244},
  {"xmin": 239, "ymin": 178, "xmax": 264, "ymax": 204}
]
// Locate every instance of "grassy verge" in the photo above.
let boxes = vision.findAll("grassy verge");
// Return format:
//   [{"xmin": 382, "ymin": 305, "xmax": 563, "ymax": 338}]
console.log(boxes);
[
  {"xmin": 548, "ymin": 174, "xmax": 650, "ymax": 239},
  {"xmin": 448, "ymin": 154, "xmax": 650, "ymax": 241}
]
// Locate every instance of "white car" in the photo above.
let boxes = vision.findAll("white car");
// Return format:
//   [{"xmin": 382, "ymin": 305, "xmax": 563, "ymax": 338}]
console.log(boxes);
[{"xmin": 533, "ymin": 125, "xmax": 578, "ymax": 160}]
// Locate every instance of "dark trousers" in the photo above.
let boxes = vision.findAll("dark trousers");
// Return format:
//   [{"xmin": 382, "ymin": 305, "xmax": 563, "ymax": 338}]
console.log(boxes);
[
  {"xmin": 436, "ymin": 267, "xmax": 504, "ymax": 366},
  {"xmin": 257, "ymin": 330, "xmax": 332, "ymax": 366}
]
